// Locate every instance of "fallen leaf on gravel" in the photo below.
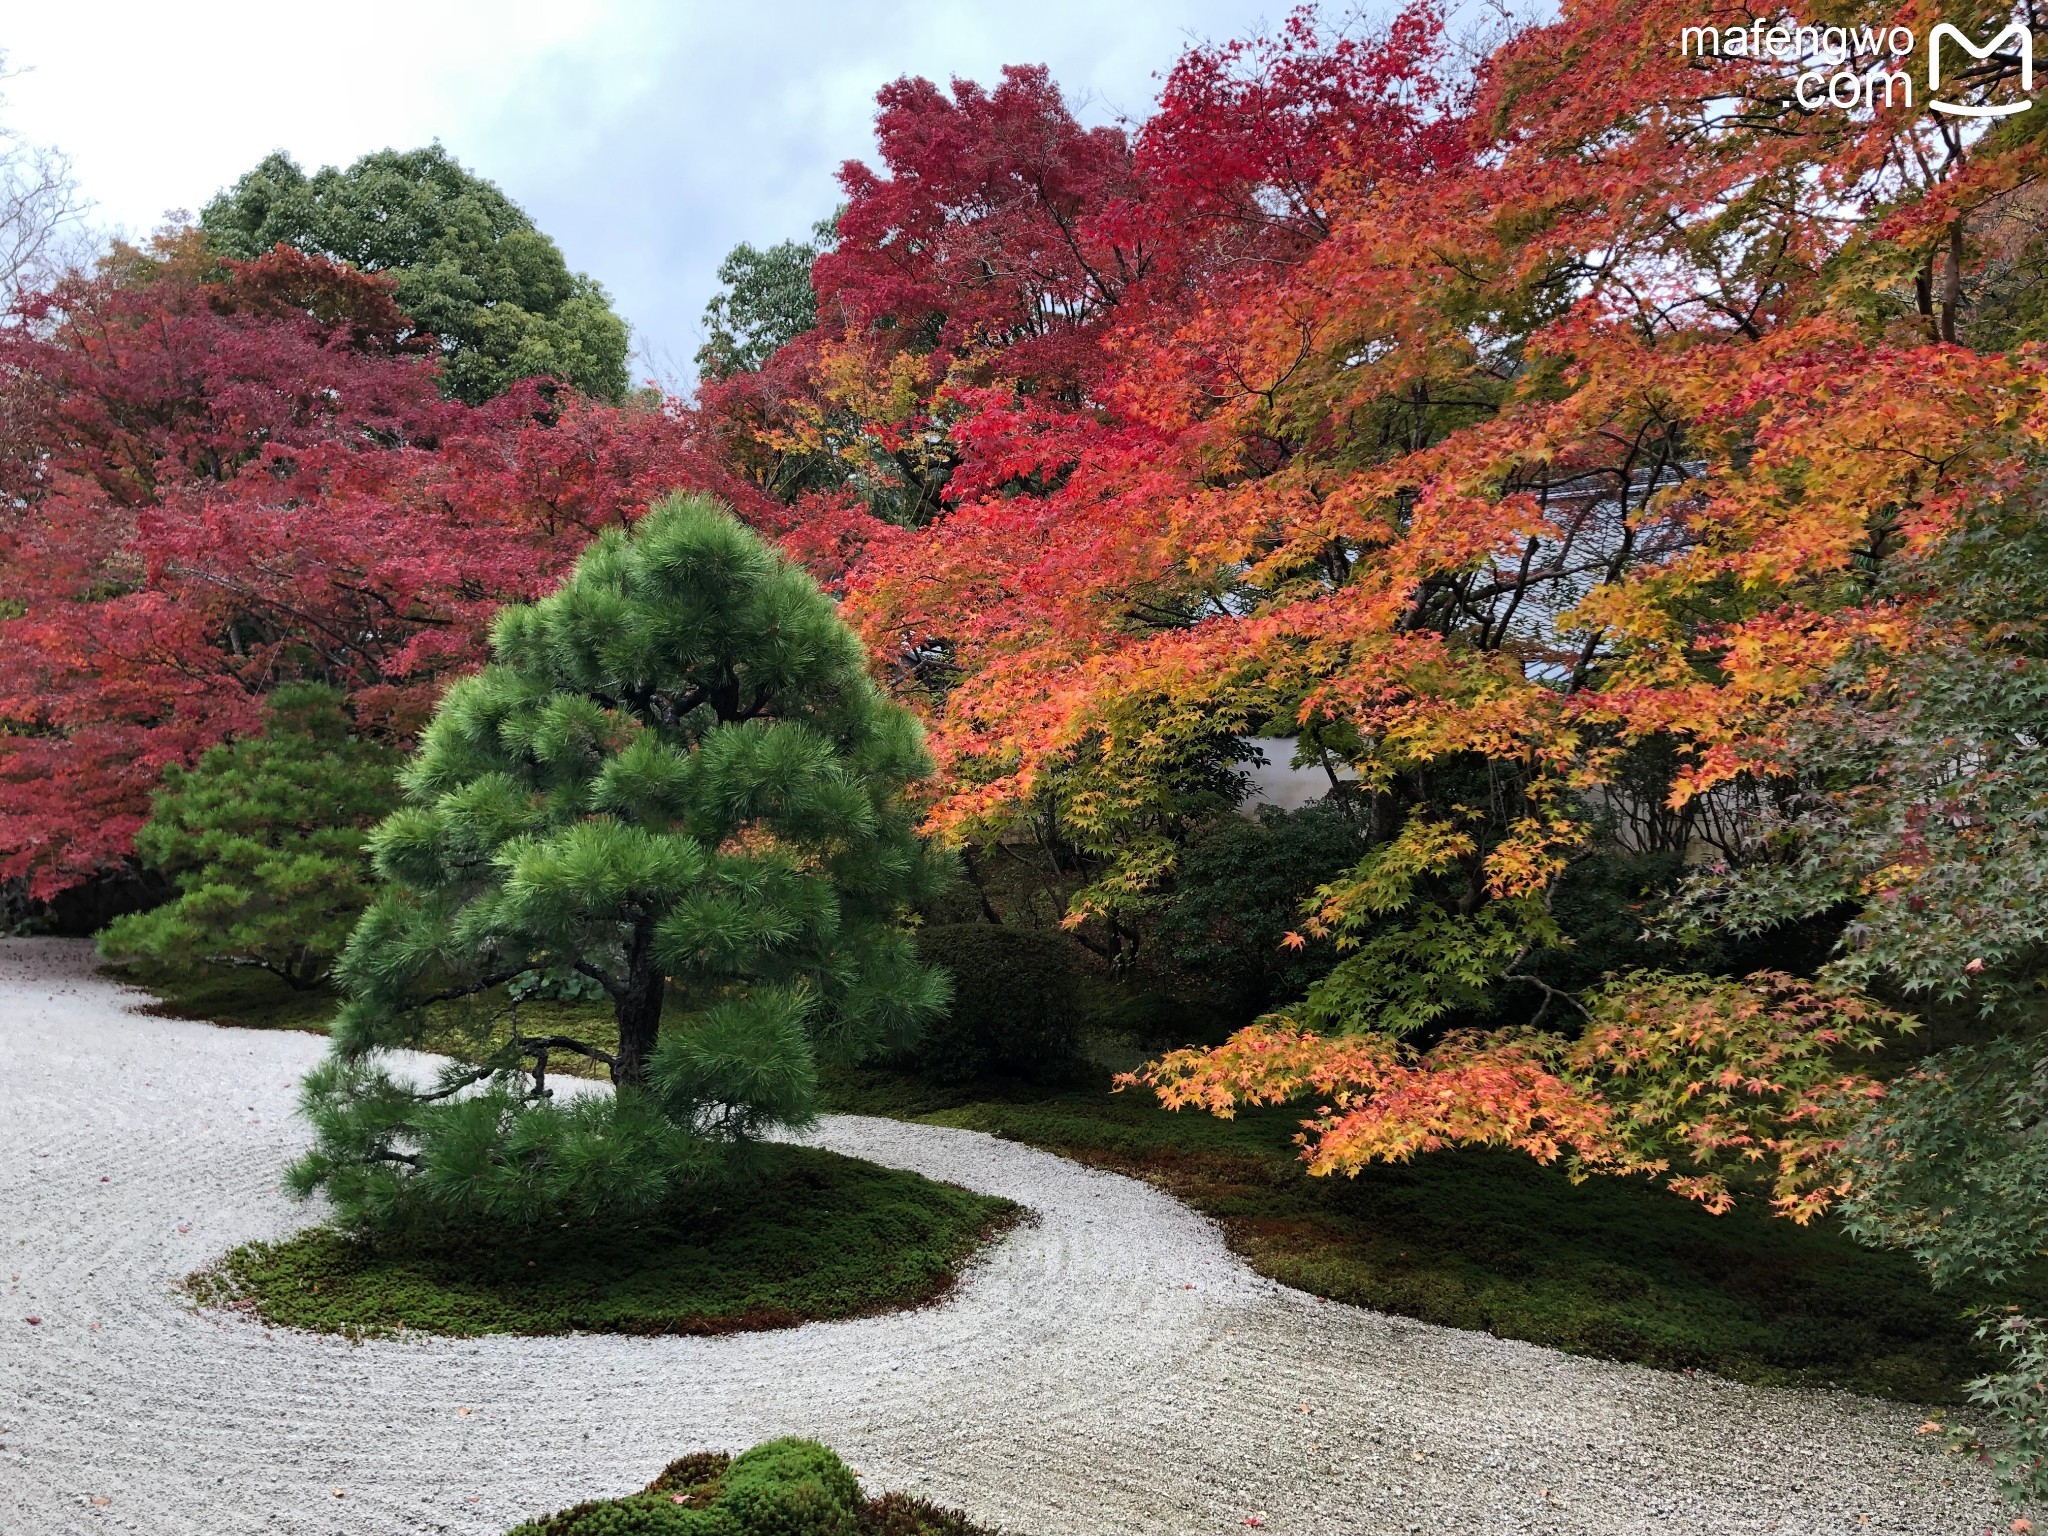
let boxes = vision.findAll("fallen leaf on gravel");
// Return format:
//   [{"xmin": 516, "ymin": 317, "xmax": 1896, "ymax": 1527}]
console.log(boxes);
[
  {"xmin": 1243, "ymin": 1517, "xmax": 1264, "ymax": 1528},
  {"xmin": 23, "ymin": 1317, "xmax": 39, "ymax": 1325},
  {"xmin": 90, "ymin": 1496, "xmax": 110, "ymax": 1507},
  {"xmin": 2013, "ymin": 1522, "xmax": 2032, "ymax": 1535},
  {"xmin": 1411, "ymin": 1451, "xmax": 1425, "ymax": 1462},
  {"xmin": 1918, "ymin": 1421, "xmax": 1942, "ymax": 1435},
  {"xmin": 457, "ymin": 1407, "xmax": 471, "ymax": 1416}
]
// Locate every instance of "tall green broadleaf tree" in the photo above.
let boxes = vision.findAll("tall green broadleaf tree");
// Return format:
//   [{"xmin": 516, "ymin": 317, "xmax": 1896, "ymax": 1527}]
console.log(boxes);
[
  {"xmin": 202, "ymin": 144, "xmax": 630, "ymax": 403},
  {"xmin": 695, "ymin": 219, "xmax": 832, "ymax": 381}
]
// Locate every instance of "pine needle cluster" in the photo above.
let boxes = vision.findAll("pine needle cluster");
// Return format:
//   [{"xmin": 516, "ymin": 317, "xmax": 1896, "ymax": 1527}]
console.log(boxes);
[
  {"xmin": 290, "ymin": 495, "xmax": 951, "ymax": 1233},
  {"xmin": 100, "ymin": 684, "xmax": 400, "ymax": 989}
]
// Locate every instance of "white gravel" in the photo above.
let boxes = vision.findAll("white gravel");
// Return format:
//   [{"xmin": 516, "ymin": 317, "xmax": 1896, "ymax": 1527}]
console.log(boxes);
[{"xmin": 0, "ymin": 935, "xmax": 2025, "ymax": 1535}]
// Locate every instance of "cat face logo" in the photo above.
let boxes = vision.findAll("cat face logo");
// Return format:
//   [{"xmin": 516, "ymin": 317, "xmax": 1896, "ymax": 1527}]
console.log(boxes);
[{"xmin": 1928, "ymin": 20, "xmax": 2033, "ymax": 117}]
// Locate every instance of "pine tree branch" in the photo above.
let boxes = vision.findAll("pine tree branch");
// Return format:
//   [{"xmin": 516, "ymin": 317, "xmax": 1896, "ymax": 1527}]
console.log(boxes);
[
  {"xmin": 400, "ymin": 968, "xmax": 528, "ymax": 1010},
  {"xmin": 517, "ymin": 1034, "xmax": 617, "ymax": 1068},
  {"xmin": 411, "ymin": 1065, "xmax": 498, "ymax": 1103}
]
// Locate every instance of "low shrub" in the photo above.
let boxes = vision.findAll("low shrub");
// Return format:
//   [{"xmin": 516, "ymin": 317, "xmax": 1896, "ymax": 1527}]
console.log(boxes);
[
  {"xmin": 907, "ymin": 924, "xmax": 1082, "ymax": 1082},
  {"xmin": 1151, "ymin": 802, "xmax": 1365, "ymax": 1021},
  {"xmin": 99, "ymin": 683, "xmax": 400, "ymax": 989},
  {"xmin": 508, "ymin": 1440, "xmax": 996, "ymax": 1536}
]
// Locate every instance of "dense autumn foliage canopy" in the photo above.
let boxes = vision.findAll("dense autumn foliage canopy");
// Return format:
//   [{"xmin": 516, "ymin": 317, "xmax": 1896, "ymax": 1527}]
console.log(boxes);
[
  {"xmin": 694, "ymin": 0, "xmax": 2048, "ymax": 1240},
  {"xmin": 12, "ymin": 0, "xmax": 2048, "ymax": 1256},
  {"xmin": 0, "ymin": 232, "xmax": 773, "ymax": 898}
]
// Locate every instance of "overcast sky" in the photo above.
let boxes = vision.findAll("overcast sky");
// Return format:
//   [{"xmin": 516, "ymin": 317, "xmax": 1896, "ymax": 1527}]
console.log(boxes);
[{"xmin": 2, "ymin": 1, "xmax": 1297, "ymax": 386}]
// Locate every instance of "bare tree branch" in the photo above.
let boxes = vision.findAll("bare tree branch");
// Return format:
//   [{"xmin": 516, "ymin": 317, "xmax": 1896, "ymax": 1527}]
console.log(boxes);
[{"xmin": 0, "ymin": 52, "xmax": 93, "ymax": 304}]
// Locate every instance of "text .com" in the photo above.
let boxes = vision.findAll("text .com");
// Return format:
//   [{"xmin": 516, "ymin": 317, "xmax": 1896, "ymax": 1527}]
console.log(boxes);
[{"xmin": 1680, "ymin": 17, "xmax": 2033, "ymax": 115}]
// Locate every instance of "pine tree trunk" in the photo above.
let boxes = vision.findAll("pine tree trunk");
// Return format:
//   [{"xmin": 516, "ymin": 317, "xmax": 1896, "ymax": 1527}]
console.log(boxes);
[{"xmin": 611, "ymin": 919, "xmax": 665, "ymax": 1088}]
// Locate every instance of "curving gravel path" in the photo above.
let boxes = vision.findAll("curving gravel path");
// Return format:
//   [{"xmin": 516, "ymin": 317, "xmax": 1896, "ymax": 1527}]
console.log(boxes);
[{"xmin": 0, "ymin": 936, "xmax": 2024, "ymax": 1535}]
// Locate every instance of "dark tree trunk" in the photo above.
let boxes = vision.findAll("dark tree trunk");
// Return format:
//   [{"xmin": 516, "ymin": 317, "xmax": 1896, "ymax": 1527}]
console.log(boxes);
[
  {"xmin": 611, "ymin": 919, "xmax": 665, "ymax": 1088},
  {"xmin": 1940, "ymin": 216, "xmax": 1964, "ymax": 346},
  {"xmin": 283, "ymin": 943, "xmax": 322, "ymax": 991},
  {"xmin": 960, "ymin": 845, "xmax": 1004, "ymax": 924}
]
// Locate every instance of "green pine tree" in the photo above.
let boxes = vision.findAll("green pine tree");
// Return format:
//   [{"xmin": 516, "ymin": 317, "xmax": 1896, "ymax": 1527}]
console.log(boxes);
[
  {"xmin": 289, "ymin": 494, "xmax": 952, "ymax": 1234},
  {"xmin": 100, "ymin": 685, "xmax": 401, "ymax": 989}
]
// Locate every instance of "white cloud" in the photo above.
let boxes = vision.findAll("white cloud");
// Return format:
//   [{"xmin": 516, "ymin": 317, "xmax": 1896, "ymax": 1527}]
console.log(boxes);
[{"xmin": 3, "ymin": 0, "xmax": 1303, "ymax": 375}]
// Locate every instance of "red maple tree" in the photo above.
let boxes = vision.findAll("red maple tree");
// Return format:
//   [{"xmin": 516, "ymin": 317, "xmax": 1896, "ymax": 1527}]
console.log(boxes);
[{"xmin": 0, "ymin": 234, "xmax": 769, "ymax": 897}]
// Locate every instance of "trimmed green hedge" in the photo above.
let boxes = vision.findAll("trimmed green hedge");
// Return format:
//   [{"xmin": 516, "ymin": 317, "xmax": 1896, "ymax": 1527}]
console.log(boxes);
[
  {"xmin": 907, "ymin": 924, "xmax": 1081, "ymax": 1082},
  {"xmin": 508, "ymin": 1440, "xmax": 996, "ymax": 1535}
]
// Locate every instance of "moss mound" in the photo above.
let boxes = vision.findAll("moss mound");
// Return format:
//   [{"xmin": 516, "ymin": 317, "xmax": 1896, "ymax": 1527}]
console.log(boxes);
[
  {"xmin": 196, "ymin": 1145, "xmax": 1019, "ymax": 1337},
  {"xmin": 509, "ymin": 1440, "xmax": 999, "ymax": 1535}
]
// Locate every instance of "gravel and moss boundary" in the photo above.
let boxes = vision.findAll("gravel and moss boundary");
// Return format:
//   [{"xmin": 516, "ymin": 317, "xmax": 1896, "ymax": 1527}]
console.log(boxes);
[{"xmin": 1, "ymin": 937, "xmax": 2029, "ymax": 1535}]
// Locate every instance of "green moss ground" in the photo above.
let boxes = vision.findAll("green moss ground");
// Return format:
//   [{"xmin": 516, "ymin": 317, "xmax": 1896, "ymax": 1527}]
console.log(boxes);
[
  {"xmin": 124, "ymin": 960, "xmax": 2034, "ymax": 1399},
  {"xmin": 820, "ymin": 1062, "xmax": 2048, "ymax": 1403},
  {"xmin": 114, "ymin": 960, "xmax": 339, "ymax": 1032},
  {"xmin": 194, "ymin": 1143, "xmax": 1020, "ymax": 1338}
]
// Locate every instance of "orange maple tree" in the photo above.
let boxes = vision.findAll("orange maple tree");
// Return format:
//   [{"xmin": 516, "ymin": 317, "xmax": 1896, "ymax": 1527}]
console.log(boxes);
[
  {"xmin": 1129, "ymin": 971, "xmax": 1912, "ymax": 1220},
  {"xmin": 739, "ymin": 0, "xmax": 2048, "ymax": 1214}
]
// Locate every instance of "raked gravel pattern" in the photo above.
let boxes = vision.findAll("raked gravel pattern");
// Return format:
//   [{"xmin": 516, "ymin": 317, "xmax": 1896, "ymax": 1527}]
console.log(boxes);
[{"xmin": 0, "ymin": 936, "xmax": 2024, "ymax": 1536}]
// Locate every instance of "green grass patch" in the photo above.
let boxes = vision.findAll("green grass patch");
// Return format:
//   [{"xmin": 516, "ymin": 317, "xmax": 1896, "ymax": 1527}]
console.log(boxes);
[
  {"xmin": 508, "ymin": 1439, "xmax": 998, "ymax": 1536},
  {"xmin": 194, "ymin": 1143, "xmax": 1020, "ymax": 1338},
  {"xmin": 822, "ymin": 1062, "xmax": 2046, "ymax": 1403}
]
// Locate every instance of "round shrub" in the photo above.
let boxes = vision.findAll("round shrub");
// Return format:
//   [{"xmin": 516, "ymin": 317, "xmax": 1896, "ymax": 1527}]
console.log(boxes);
[
  {"xmin": 99, "ymin": 682, "xmax": 401, "ymax": 989},
  {"xmin": 718, "ymin": 1439, "xmax": 859, "ymax": 1536},
  {"xmin": 506, "ymin": 1439, "xmax": 994, "ymax": 1536},
  {"xmin": 1152, "ymin": 802, "xmax": 1364, "ymax": 1022},
  {"xmin": 908, "ymin": 923, "xmax": 1082, "ymax": 1082}
]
